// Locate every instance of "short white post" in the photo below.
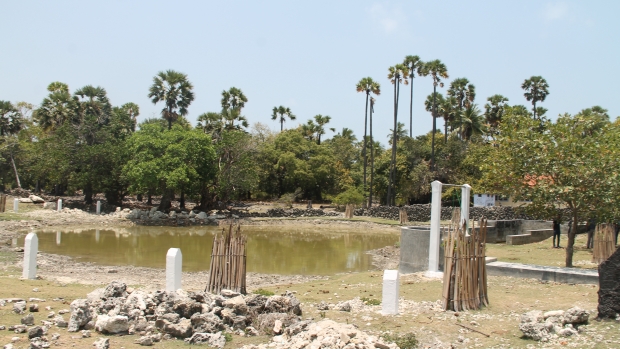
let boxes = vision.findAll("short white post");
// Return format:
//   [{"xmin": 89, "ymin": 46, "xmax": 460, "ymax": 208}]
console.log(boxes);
[
  {"xmin": 382, "ymin": 269, "xmax": 399, "ymax": 315},
  {"xmin": 166, "ymin": 248, "xmax": 182, "ymax": 292},
  {"xmin": 95, "ymin": 229, "xmax": 100, "ymax": 243},
  {"xmin": 56, "ymin": 231, "xmax": 61, "ymax": 245},
  {"xmin": 428, "ymin": 180, "xmax": 443, "ymax": 274},
  {"xmin": 57, "ymin": 199, "xmax": 62, "ymax": 212},
  {"xmin": 96, "ymin": 201, "xmax": 101, "ymax": 215},
  {"xmin": 22, "ymin": 233, "xmax": 38, "ymax": 279},
  {"xmin": 461, "ymin": 184, "xmax": 471, "ymax": 233},
  {"xmin": 13, "ymin": 198, "xmax": 18, "ymax": 212}
]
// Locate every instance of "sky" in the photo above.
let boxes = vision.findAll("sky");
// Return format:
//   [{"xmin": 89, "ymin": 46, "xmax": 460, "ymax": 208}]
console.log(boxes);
[{"xmin": 1, "ymin": 1, "xmax": 619, "ymax": 146}]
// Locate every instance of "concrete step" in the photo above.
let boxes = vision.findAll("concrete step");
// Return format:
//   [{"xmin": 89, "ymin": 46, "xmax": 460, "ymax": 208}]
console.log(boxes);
[
  {"xmin": 486, "ymin": 261, "xmax": 598, "ymax": 284},
  {"xmin": 506, "ymin": 229, "xmax": 554, "ymax": 245}
]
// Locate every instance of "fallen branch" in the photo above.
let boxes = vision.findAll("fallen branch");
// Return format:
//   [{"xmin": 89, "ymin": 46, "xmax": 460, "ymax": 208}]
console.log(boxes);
[{"xmin": 455, "ymin": 323, "xmax": 490, "ymax": 337}]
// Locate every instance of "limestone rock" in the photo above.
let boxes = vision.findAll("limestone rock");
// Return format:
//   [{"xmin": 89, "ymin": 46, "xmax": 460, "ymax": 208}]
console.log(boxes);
[
  {"xmin": 562, "ymin": 307, "xmax": 589, "ymax": 325},
  {"xmin": 29, "ymin": 195, "xmax": 45, "ymax": 203},
  {"xmin": 42, "ymin": 202, "xmax": 56, "ymax": 210},
  {"xmin": 53, "ymin": 315, "xmax": 67, "ymax": 328},
  {"xmin": 28, "ymin": 338, "xmax": 50, "ymax": 349},
  {"xmin": 92, "ymin": 338, "xmax": 109, "ymax": 349},
  {"xmin": 223, "ymin": 295, "xmax": 248, "ymax": 315},
  {"xmin": 135, "ymin": 336, "xmax": 153, "ymax": 346},
  {"xmin": 27, "ymin": 326, "xmax": 44, "ymax": 339},
  {"xmin": 264, "ymin": 294, "xmax": 302, "ymax": 315},
  {"xmin": 21, "ymin": 313, "xmax": 35, "ymax": 325},
  {"xmin": 190, "ymin": 312, "xmax": 224, "ymax": 333},
  {"xmin": 196, "ymin": 212, "xmax": 208, "ymax": 220},
  {"xmin": 29, "ymin": 304, "xmax": 39, "ymax": 312},
  {"xmin": 94, "ymin": 315, "xmax": 129, "ymax": 334},
  {"xmin": 13, "ymin": 301, "xmax": 27, "ymax": 314},
  {"xmin": 519, "ymin": 310, "xmax": 550, "ymax": 341},
  {"xmin": 103, "ymin": 281, "xmax": 127, "ymax": 298},
  {"xmin": 67, "ymin": 299, "xmax": 92, "ymax": 332},
  {"xmin": 19, "ymin": 198, "xmax": 32, "ymax": 203},
  {"xmin": 336, "ymin": 301, "xmax": 351, "ymax": 312},
  {"xmin": 257, "ymin": 313, "xmax": 299, "ymax": 333},
  {"xmin": 162, "ymin": 318, "xmax": 192, "ymax": 338},
  {"xmin": 185, "ymin": 332, "xmax": 226, "ymax": 348},
  {"xmin": 86, "ymin": 288, "xmax": 105, "ymax": 302}
]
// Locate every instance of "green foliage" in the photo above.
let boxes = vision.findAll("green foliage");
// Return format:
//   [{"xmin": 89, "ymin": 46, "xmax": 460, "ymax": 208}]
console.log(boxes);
[
  {"xmin": 360, "ymin": 297, "xmax": 381, "ymax": 305},
  {"xmin": 381, "ymin": 332, "xmax": 419, "ymax": 349},
  {"xmin": 223, "ymin": 332, "xmax": 233, "ymax": 342},
  {"xmin": 253, "ymin": 288, "xmax": 275, "ymax": 296},
  {"xmin": 332, "ymin": 186, "xmax": 364, "ymax": 206}
]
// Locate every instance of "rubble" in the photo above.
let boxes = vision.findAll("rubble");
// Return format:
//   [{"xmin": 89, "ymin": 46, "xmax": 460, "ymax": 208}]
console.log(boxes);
[{"xmin": 519, "ymin": 307, "xmax": 590, "ymax": 341}]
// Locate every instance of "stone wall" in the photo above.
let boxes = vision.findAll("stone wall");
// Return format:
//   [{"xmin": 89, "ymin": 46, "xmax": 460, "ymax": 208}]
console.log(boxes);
[{"xmin": 354, "ymin": 205, "xmax": 532, "ymax": 222}]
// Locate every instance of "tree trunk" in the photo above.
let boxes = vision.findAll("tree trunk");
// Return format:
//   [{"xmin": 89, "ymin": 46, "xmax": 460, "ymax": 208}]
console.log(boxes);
[
  {"xmin": 409, "ymin": 75, "xmax": 413, "ymax": 138},
  {"xmin": 136, "ymin": 194, "xmax": 143, "ymax": 202},
  {"xmin": 9, "ymin": 153, "xmax": 21, "ymax": 189},
  {"xmin": 444, "ymin": 119, "xmax": 448, "ymax": 143},
  {"xmin": 84, "ymin": 182, "xmax": 93, "ymax": 205},
  {"xmin": 431, "ymin": 84, "xmax": 437, "ymax": 171},
  {"xmin": 565, "ymin": 210, "xmax": 578, "ymax": 267},
  {"xmin": 363, "ymin": 92, "xmax": 369, "ymax": 194},
  {"xmin": 387, "ymin": 77, "xmax": 398, "ymax": 206},
  {"xmin": 158, "ymin": 189, "xmax": 174, "ymax": 212},
  {"xmin": 368, "ymin": 101, "xmax": 374, "ymax": 208},
  {"xmin": 180, "ymin": 190, "xmax": 185, "ymax": 209},
  {"xmin": 147, "ymin": 194, "xmax": 152, "ymax": 205}
]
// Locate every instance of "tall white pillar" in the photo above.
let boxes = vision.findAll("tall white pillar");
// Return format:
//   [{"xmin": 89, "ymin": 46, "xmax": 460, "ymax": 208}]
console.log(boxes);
[
  {"xmin": 382, "ymin": 270, "xmax": 399, "ymax": 315},
  {"xmin": 13, "ymin": 198, "xmax": 18, "ymax": 213},
  {"xmin": 23, "ymin": 233, "xmax": 38, "ymax": 279},
  {"xmin": 461, "ymin": 184, "xmax": 471, "ymax": 233},
  {"xmin": 56, "ymin": 231, "xmax": 61, "ymax": 245},
  {"xmin": 166, "ymin": 248, "xmax": 182, "ymax": 292},
  {"xmin": 96, "ymin": 201, "xmax": 101, "ymax": 215},
  {"xmin": 428, "ymin": 180, "xmax": 443, "ymax": 273},
  {"xmin": 57, "ymin": 199, "xmax": 62, "ymax": 212}
]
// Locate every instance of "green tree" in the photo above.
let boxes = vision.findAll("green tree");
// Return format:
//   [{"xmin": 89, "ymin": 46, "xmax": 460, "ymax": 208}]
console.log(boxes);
[
  {"xmin": 521, "ymin": 76, "xmax": 549, "ymax": 120},
  {"xmin": 403, "ymin": 55, "xmax": 425, "ymax": 137},
  {"xmin": 447, "ymin": 78, "xmax": 476, "ymax": 140},
  {"xmin": 34, "ymin": 82, "xmax": 79, "ymax": 130},
  {"xmin": 0, "ymin": 101, "xmax": 24, "ymax": 188},
  {"xmin": 271, "ymin": 106, "xmax": 296, "ymax": 131},
  {"xmin": 356, "ymin": 77, "xmax": 381, "ymax": 197},
  {"xmin": 148, "ymin": 70, "xmax": 195, "ymax": 130},
  {"xmin": 220, "ymin": 87, "xmax": 249, "ymax": 130},
  {"xmin": 458, "ymin": 105, "xmax": 486, "ymax": 141},
  {"xmin": 422, "ymin": 60, "xmax": 449, "ymax": 171},
  {"xmin": 482, "ymin": 111, "xmax": 619, "ymax": 267},
  {"xmin": 386, "ymin": 63, "xmax": 409, "ymax": 206},
  {"xmin": 312, "ymin": 114, "xmax": 332, "ymax": 145},
  {"xmin": 484, "ymin": 94, "xmax": 509, "ymax": 139}
]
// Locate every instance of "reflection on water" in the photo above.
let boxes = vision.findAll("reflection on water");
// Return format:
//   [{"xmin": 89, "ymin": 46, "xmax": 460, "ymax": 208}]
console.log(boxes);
[{"xmin": 20, "ymin": 226, "xmax": 398, "ymax": 275}]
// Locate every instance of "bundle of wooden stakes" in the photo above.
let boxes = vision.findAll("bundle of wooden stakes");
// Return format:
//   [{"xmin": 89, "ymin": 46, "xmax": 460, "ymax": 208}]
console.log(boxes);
[
  {"xmin": 344, "ymin": 204, "xmax": 354, "ymax": 219},
  {"xmin": 206, "ymin": 223, "xmax": 247, "ymax": 294},
  {"xmin": 592, "ymin": 223, "xmax": 617, "ymax": 264},
  {"xmin": 442, "ymin": 209, "xmax": 489, "ymax": 312},
  {"xmin": 399, "ymin": 208, "xmax": 409, "ymax": 224},
  {"xmin": 0, "ymin": 194, "xmax": 6, "ymax": 212}
]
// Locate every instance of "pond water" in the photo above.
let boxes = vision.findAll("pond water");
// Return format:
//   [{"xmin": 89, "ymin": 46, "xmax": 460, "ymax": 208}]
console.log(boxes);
[{"xmin": 20, "ymin": 225, "xmax": 398, "ymax": 275}]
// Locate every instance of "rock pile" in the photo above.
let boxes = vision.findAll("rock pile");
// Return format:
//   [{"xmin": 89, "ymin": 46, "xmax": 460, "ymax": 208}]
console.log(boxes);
[
  {"xmin": 261, "ymin": 208, "xmax": 340, "ymax": 218},
  {"xmin": 597, "ymin": 247, "xmax": 620, "ymax": 319},
  {"xmin": 125, "ymin": 208, "xmax": 222, "ymax": 225},
  {"xmin": 519, "ymin": 307, "xmax": 590, "ymax": 341},
  {"xmin": 355, "ymin": 205, "xmax": 531, "ymax": 221},
  {"xmin": 240, "ymin": 319, "xmax": 398, "ymax": 349},
  {"xmin": 64, "ymin": 281, "xmax": 302, "ymax": 348}
]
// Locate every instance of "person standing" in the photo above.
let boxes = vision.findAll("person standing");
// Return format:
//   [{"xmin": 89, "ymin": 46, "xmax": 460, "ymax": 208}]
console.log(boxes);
[{"xmin": 553, "ymin": 219, "xmax": 561, "ymax": 248}]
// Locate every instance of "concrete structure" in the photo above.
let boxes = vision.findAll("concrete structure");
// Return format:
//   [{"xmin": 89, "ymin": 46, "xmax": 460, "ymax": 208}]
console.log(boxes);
[
  {"xmin": 96, "ymin": 201, "xmax": 101, "ymax": 215},
  {"xmin": 13, "ymin": 198, "xmax": 18, "ymax": 213},
  {"xmin": 56, "ymin": 231, "xmax": 61, "ymax": 245},
  {"xmin": 399, "ymin": 226, "xmax": 445, "ymax": 273},
  {"xmin": 506, "ymin": 229, "xmax": 554, "ymax": 245},
  {"xmin": 483, "ymin": 220, "xmax": 555, "ymax": 243},
  {"xmin": 95, "ymin": 229, "xmax": 100, "ymax": 243},
  {"xmin": 486, "ymin": 261, "xmax": 598, "ymax": 284},
  {"xmin": 57, "ymin": 199, "xmax": 62, "ymax": 212},
  {"xmin": 428, "ymin": 181, "xmax": 443, "ymax": 274},
  {"xmin": 473, "ymin": 194, "xmax": 496, "ymax": 207},
  {"xmin": 22, "ymin": 233, "xmax": 38, "ymax": 279},
  {"xmin": 382, "ymin": 270, "xmax": 399, "ymax": 315},
  {"xmin": 461, "ymin": 184, "xmax": 471, "ymax": 232},
  {"xmin": 166, "ymin": 248, "xmax": 182, "ymax": 291}
]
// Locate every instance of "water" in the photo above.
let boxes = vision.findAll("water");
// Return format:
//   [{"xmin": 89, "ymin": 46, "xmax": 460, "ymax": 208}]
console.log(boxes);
[{"xmin": 20, "ymin": 225, "xmax": 398, "ymax": 275}]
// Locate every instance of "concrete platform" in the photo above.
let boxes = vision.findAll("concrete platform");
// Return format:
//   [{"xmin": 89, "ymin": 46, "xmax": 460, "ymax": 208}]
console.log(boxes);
[
  {"xmin": 506, "ymin": 229, "xmax": 554, "ymax": 245},
  {"xmin": 486, "ymin": 261, "xmax": 599, "ymax": 285}
]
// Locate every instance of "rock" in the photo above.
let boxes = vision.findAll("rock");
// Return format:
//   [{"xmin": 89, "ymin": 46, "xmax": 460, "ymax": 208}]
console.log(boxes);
[
  {"xmin": 336, "ymin": 301, "xmax": 351, "ymax": 312},
  {"xmin": 191, "ymin": 312, "xmax": 225, "ymax": 333},
  {"xmin": 94, "ymin": 315, "xmax": 129, "ymax": 334},
  {"xmin": 160, "ymin": 313, "xmax": 180, "ymax": 324},
  {"xmin": 563, "ymin": 307, "xmax": 589, "ymax": 325},
  {"xmin": 598, "ymin": 247, "xmax": 620, "ymax": 319},
  {"xmin": 264, "ymin": 294, "xmax": 302, "ymax": 316},
  {"xmin": 27, "ymin": 326, "xmax": 44, "ymax": 339},
  {"xmin": 28, "ymin": 338, "xmax": 50, "ymax": 349},
  {"xmin": 13, "ymin": 325, "xmax": 27, "ymax": 334},
  {"xmin": 543, "ymin": 310, "xmax": 564, "ymax": 319},
  {"xmin": 223, "ymin": 295, "xmax": 248, "ymax": 315},
  {"xmin": 135, "ymin": 336, "xmax": 153, "ymax": 346},
  {"xmin": 92, "ymin": 338, "xmax": 109, "ymax": 349},
  {"xmin": 519, "ymin": 310, "xmax": 550, "ymax": 341},
  {"xmin": 13, "ymin": 301, "xmax": 26, "ymax": 314},
  {"xmin": 273, "ymin": 320, "xmax": 282, "ymax": 334},
  {"xmin": 29, "ymin": 304, "xmax": 39, "ymax": 312},
  {"xmin": 21, "ymin": 314, "xmax": 35, "ymax": 325},
  {"xmin": 50, "ymin": 333, "xmax": 60, "ymax": 340},
  {"xmin": 53, "ymin": 316, "xmax": 67, "ymax": 328},
  {"xmin": 245, "ymin": 326, "xmax": 259, "ymax": 336},
  {"xmin": 220, "ymin": 308, "xmax": 247, "ymax": 330},
  {"xmin": 81, "ymin": 330, "xmax": 91, "ymax": 338},
  {"xmin": 67, "ymin": 299, "xmax": 92, "ymax": 332},
  {"xmin": 86, "ymin": 288, "xmax": 105, "ymax": 302},
  {"xmin": 196, "ymin": 212, "xmax": 208, "ymax": 220},
  {"xmin": 19, "ymin": 198, "xmax": 32, "ymax": 203},
  {"xmin": 29, "ymin": 195, "xmax": 45, "ymax": 203},
  {"xmin": 162, "ymin": 318, "xmax": 192, "ymax": 338},
  {"xmin": 257, "ymin": 313, "xmax": 299, "ymax": 333},
  {"xmin": 152, "ymin": 211, "xmax": 167, "ymax": 219},
  {"xmin": 316, "ymin": 301, "xmax": 329, "ymax": 311},
  {"xmin": 42, "ymin": 202, "xmax": 56, "ymax": 210},
  {"xmin": 557, "ymin": 325, "xmax": 578, "ymax": 337},
  {"xmin": 220, "ymin": 289, "xmax": 241, "ymax": 298},
  {"xmin": 3, "ymin": 344, "xmax": 13, "ymax": 349},
  {"xmin": 185, "ymin": 332, "xmax": 226, "ymax": 348},
  {"xmin": 169, "ymin": 211, "xmax": 176, "ymax": 218},
  {"xmin": 103, "ymin": 281, "xmax": 127, "ymax": 298},
  {"xmin": 172, "ymin": 299, "xmax": 202, "ymax": 319}
]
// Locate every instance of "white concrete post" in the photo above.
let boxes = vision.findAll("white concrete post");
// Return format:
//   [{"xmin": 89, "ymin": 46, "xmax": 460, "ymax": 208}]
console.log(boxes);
[
  {"xmin": 57, "ymin": 199, "xmax": 62, "ymax": 212},
  {"xmin": 382, "ymin": 269, "xmax": 399, "ymax": 315},
  {"xmin": 461, "ymin": 184, "xmax": 471, "ymax": 233},
  {"xmin": 96, "ymin": 201, "xmax": 101, "ymax": 215},
  {"xmin": 22, "ymin": 233, "xmax": 38, "ymax": 279},
  {"xmin": 95, "ymin": 229, "xmax": 100, "ymax": 243},
  {"xmin": 428, "ymin": 181, "xmax": 443, "ymax": 273},
  {"xmin": 56, "ymin": 231, "xmax": 61, "ymax": 245},
  {"xmin": 166, "ymin": 248, "xmax": 182, "ymax": 292},
  {"xmin": 13, "ymin": 198, "xmax": 18, "ymax": 212}
]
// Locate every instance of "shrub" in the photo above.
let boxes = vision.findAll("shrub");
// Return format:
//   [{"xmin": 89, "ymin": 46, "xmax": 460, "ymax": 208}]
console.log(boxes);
[
  {"xmin": 381, "ymin": 332, "xmax": 418, "ymax": 349},
  {"xmin": 253, "ymin": 288, "xmax": 275, "ymax": 296}
]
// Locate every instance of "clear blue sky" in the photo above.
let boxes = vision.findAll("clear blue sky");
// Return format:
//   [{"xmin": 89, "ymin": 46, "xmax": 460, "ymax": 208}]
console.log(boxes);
[{"xmin": 1, "ymin": 1, "xmax": 618, "ymax": 146}]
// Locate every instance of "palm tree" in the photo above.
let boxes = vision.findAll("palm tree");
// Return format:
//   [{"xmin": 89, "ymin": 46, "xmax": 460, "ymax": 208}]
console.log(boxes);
[
  {"xmin": 386, "ymin": 63, "xmax": 409, "ymax": 205},
  {"xmin": 0, "ymin": 101, "xmax": 23, "ymax": 188},
  {"xmin": 484, "ymin": 94, "xmax": 509, "ymax": 138},
  {"xmin": 459, "ymin": 105, "xmax": 486, "ymax": 141},
  {"xmin": 369, "ymin": 97, "xmax": 376, "ymax": 208},
  {"xmin": 271, "ymin": 106, "xmax": 296, "ymax": 131},
  {"xmin": 197, "ymin": 112, "xmax": 226, "ymax": 142},
  {"xmin": 35, "ymin": 82, "xmax": 79, "ymax": 130},
  {"xmin": 74, "ymin": 85, "xmax": 112, "ymax": 129},
  {"xmin": 356, "ymin": 77, "xmax": 381, "ymax": 200},
  {"xmin": 148, "ymin": 70, "xmax": 194, "ymax": 130},
  {"xmin": 440, "ymin": 96, "xmax": 458, "ymax": 142},
  {"xmin": 220, "ymin": 87, "xmax": 249, "ymax": 130},
  {"xmin": 403, "ymin": 55, "xmax": 425, "ymax": 137},
  {"xmin": 447, "ymin": 78, "xmax": 475, "ymax": 140},
  {"xmin": 313, "ymin": 114, "xmax": 332, "ymax": 145},
  {"xmin": 521, "ymin": 76, "xmax": 549, "ymax": 120},
  {"xmin": 387, "ymin": 122, "xmax": 407, "ymax": 145},
  {"xmin": 422, "ymin": 60, "xmax": 449, "ymax": 171}
]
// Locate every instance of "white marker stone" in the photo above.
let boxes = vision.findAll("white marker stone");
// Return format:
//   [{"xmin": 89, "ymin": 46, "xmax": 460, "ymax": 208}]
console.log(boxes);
[
  {"xmin": 13, "ymin": 198, "xmax": 18, "ymax": 212},
  {"xmin": 57, "ymin": 199, "xmax": 62, "ymax": 212},
  {"xmin": 56, "ymin": 231, "xmax": 61, "ymax": 245},
  {"xmin": 166, "ymin": 248, "xmax": 182, "ymax": 292},
  {"xmin": 22, "ymin": 233, "xmax": 38, "ymax": 279},
  {"xmin": 95, "ymin": 229, "xmax": 100, "ymax": 243},
  {"xmin": 461, "ymin": 184, "xmax": 471, "ymax": 233},
  {"xmin": 96, "ymin": 201, "xmax": 101, "ymax": 215},
  {"xmin": 382, "ymin": 269, "xmax": 399, "ymax": 315},
  {"xmin": 428, "ymin": 180, "xmax": 443, "ymax": 273}
]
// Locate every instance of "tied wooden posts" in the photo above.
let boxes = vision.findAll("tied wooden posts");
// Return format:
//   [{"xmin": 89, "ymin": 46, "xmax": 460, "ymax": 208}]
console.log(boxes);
[
  {"xmin": 442, "ymin": 209, "xmax": 489, "ymax": 311},
  {"xmin": 399, "ymin": 207, "xmax": 408, "ymax": 225},
  {"xmin": 0, "ymin": 194, "xmax": 6, "ymax": 212},
  {"xmin": 344, "ymin": 204, "xmax": 354, "ymax": 219},
  {"xmin": 593, "ymin": 223, "xmax": 616, "ymax": 264},
  {"xmin": 206, "ymin": 223, "xmax": 247, "ymax": 294}
]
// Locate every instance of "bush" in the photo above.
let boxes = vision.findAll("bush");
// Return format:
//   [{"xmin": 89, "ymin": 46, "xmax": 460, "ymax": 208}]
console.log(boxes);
[
  {"xmin": 360, "ymin": 297, "xmax": 381, "ymax": 306},
  {"xmin": 332, "ymin": 186, "xmax": 365, "ymax": 206},
  {"xmin": 381, "ymin": 332, "xmax": 418, "ymax": 349},
  {"xmin": 253, "ymin": 288, "xmax": 275, "ymax": 296}
]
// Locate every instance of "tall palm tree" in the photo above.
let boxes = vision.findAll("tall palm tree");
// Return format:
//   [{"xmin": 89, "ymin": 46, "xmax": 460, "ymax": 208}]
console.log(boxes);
[
  {"xmin": 459, "ymin": 105, "xmax": 486, "ymax": 141},
  {"xmin": 313, "ymin": 114, "xmax": 332, "ymax": 145},
  {"xmin": 148, "ymin": 70, "xmax": 194, "ymax": 130},
  {"xmin": 484, "ymin": 94, "xmax": 509, "ymax": 139},
  {"xmin": 386, "ymin": 64, "xmax": 409, "ymax": 206},
  {"xmin": 197, "ymin": 112, "xmax": 226, "ymax": 142},
  {"xmin": 521, "ymin": 76, "xmax": 549, "ymax": 120},
  {"xmin": 403, "ymin": 55, "xmax": 425, "ymax": 137},
  {"xmin": 440, "ymin": 96, "xmax": 458, "ymax": 142},
  {"xmin": 271, "ymin": 106, "xmax": 296, "ymax": 131},
  {"xmin": 447, "ymin": 78, "xmax": 475, "ymax": 140},
  {"xmin": 74, "ymin": 85, "xmax": 112, "ymax": 128},
  {"xmin": 356, "ymin": 77, "xmax": 381, "ymax": 199},
  {"xmin": 35, "ymin": 82, "xmax": 79, "ymax": 130},
  {"xmin": 220, "ymin": 87, "xmax": 249, "ymax": 130},
  {"xmin": 387, "ymin": 122, "xmax": 407, "ymax": 145},
  {"xmin": 0, "ymin": 101, "xmax": 23, "ymax": 189},
  {"xmin": 422, "ymin": 60, "xmax": 448, "ymax": 171}
]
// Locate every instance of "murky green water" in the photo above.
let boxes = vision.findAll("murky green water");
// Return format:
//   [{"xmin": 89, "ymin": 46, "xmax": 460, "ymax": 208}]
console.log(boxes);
[{"xmin": 20, "ymin": 226, "xmax": 398, "ymax": 275}]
